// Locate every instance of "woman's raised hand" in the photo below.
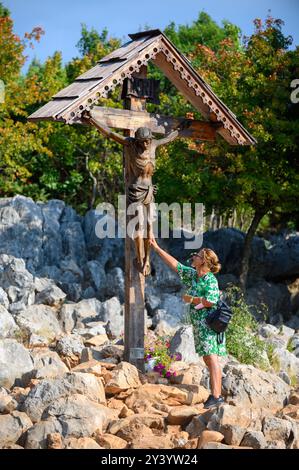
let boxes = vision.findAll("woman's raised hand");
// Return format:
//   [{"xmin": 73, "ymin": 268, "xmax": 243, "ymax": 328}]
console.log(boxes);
[{"xmin": 149, "ymin": 235, "xmax": 159, "ymax": 250}]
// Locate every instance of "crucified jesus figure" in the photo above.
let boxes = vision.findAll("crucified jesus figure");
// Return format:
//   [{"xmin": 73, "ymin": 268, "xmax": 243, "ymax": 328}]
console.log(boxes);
[{"xmin": 83, "ymin": 110, "xmax": 189, "ymax": 276}]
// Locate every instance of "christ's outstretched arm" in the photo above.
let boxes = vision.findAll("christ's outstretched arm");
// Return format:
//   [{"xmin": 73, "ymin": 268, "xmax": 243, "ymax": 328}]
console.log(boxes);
[
  {"xmin": 83, "ymin": 111, "xmax": 130, "ymax": 146},
  {"xmin": 154, "ymin": 118, "xmax": 192, "ymax": 148},
  {"xmin": 154, "ymin": 129, "xmax": 179, "ymax": 148}
]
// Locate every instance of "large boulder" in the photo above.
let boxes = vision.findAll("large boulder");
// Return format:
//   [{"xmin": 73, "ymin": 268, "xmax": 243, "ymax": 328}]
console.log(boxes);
[
  {"xmin": 149, "ymin": 248, "xmax": 183, "ymax": 292},
  {"xmin": 263, "ymin": 235, "xmax": 299, "ymax": 281},
  {"xmin": 60, "ymin": 220, "xmax": 87, "ymax": 266},
  {"xmin": 22, "ymin": 372, "xmax": 106, "ymax": 422},
  {"xmin": 83, "ymin": 260, "xmax": 107, "ymax": 299},
  {"xmin": 99, "ymin": 297, "xmax": 123, "ymax": 337},
  {"xmin": 246, "ymin": 280, "xmax": 291, "ymax": 321},
  {"xmin": 24, "ymin": 417, "xmax": 63, "ymax": 449},
  {"xmin": 169, "ymin": 325, "xmax": 199, "ymax": 364},
  {"xmin": 105, "ymin": 362, "xmax": 141, "ymax": 394},
  {"xmin": 222, "ymin": 363, "xmax": 290, "ymax": 411},
  {"xmin": 43, "ymin": 394, "xmax": 114, "ymax": 437},
  {"xmin": 35, "ymin": 284, "xmax": 66, "ymax": 307},
  {"xmin": 59, "ymin": 298, "xmax": 102, "ymax": 333},
  {"xmin": 55, "ymin": 334, "xmax": 85, "ymax": 357},
  {"xmin": 83, "ymin": 209, "xmax": 124, "ymax": 269},
  {"xmin": 0, "ymin": 255, "xmax": 35, "ymax": 314},
  {"xmin": 15, "ymin": 304, "xmax": 63, "ymax": 343},
  {"xmin": 106, "ymin": 267, "xmax": 125, "ymax": 303},
  {"xmin": 0, "ymin": 196, "xmax": 44, "ymax": 271},
  {"xmin": 0, "ymin": 339, "xmax": 33, "ymax": 388},
  {"xmin": 30, "ymin": 349, "xmax": 69, "ymax": 380},
  {"xmin": 0, "ymin": 411, "xmax": 32, "ymax": 447},
  {"xmin": 271, "ymin": 348, "xmax": 299, "ymax": 381},
  {"xmin": 124, "ymin": 383, "xmax": 208, "ymax": 409},
  {"xmin": 37, "ymin": 199, "xmax": 65, "ymax": 268}
]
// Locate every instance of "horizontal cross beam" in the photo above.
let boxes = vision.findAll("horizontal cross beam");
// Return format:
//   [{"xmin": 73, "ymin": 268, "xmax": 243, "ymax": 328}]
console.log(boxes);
[{"xmin": 87, "ymin": 106, "xmax": 221, "ymax": 141}]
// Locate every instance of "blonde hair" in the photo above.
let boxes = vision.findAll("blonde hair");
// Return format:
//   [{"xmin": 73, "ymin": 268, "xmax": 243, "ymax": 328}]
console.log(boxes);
[{"xmin": 200, "ymin": 248, "xmax": 221, "ymax": 274}]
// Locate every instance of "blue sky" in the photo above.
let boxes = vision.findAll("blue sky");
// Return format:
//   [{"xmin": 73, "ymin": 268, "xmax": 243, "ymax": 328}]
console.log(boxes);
[{"xmin": 4, "ymin": 0, "xmax": 299, "ymax": 72}]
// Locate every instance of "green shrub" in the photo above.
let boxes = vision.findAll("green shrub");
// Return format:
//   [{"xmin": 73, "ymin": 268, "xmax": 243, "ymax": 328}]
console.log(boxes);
[{"xmin": 225, "ymin": 286, "xmax": 270, "ymax": 370}]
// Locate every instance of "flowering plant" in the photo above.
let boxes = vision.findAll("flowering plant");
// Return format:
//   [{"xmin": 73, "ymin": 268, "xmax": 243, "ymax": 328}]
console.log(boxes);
[{"xmin": 144, "ymin": 335, "xmax": 182, "ymax": 378}]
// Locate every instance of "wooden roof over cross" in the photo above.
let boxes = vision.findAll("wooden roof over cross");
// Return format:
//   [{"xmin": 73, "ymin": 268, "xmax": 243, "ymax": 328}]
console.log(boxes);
[{"xmin": 28, "ymin": 29, "xmax": 256, "ymax": 146}]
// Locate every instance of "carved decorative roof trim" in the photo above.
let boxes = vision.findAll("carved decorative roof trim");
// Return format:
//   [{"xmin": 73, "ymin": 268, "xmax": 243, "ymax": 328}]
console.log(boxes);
[{"xmin": 28, "ymin": 29, "xmax": 256, "ymax": 146}]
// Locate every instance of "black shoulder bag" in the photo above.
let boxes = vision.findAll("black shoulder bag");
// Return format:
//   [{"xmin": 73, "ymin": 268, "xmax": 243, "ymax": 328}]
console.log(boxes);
[{"xmin": 205, "ymin": 299, "xmax": 233, "ymax": 344}]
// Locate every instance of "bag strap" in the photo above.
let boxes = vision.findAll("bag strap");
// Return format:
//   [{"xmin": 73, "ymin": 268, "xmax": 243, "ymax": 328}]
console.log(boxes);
[{"xmin": 217, "ymin": 332, "xmax": 224, "ymax": 344}]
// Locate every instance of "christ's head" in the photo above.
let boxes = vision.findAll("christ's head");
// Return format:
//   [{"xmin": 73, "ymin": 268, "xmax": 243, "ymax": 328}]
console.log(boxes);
[{"xmin": 135, "ymin": 127, "xmax": 152, "ymax": 150}]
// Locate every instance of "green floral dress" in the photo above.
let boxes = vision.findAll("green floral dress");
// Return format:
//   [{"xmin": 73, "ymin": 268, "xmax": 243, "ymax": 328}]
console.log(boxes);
[{"xmin": 177, "ymin": 262, "xmax": 227, "ymax": 357}]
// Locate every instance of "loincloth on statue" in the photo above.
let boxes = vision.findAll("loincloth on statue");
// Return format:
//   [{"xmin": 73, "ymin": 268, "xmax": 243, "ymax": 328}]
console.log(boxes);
[{"xmin": 128, "ymin": 183, "xmax": 157, "ymax": 205}]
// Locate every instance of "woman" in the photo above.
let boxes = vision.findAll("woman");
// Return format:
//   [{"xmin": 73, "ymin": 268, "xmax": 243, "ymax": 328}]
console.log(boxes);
[{"xmin": 149, "ymin": 236, "xmax": 226, "ymax": 409}]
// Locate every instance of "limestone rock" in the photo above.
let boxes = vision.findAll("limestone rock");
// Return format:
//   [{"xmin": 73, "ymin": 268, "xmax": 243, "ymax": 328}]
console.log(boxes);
[
  {"xmin": 59, "ymin": 298, "xmax": 102, "ymax": 333},
  {"xmin": 265, "ymin": 440, "xmax": 286, "ymax": 449},
  {"xmin": 99, "ymin": 297, "xmax": 124, "ymax": 338},
  {"xmin": 262, "ymin": 416, "xmax": 293, "ymax": 443},
  {"xmin": 0, "ymin": 339, "xmax": 33, "ymax": 388},
  {"xmin": 46, "ymin": 432, "xmax": 64, "ymax": 449},
  {"xmin": 130, "ymin": 434, "xmax": 174, "ymax": 449},
  {"xmin": 71, "ymin": 360, "xmax": 102, "ymax": 376},
  {"xmin": 240, "ymin": 430, "xmax": 267, "ymax": 449},
  {"xmin": 206, "ymin": 404, "xmax": 270, "ymax": 432},
  {"xmin": 15, "ymin": 305, "xmax": 63, "ymax": 344},
  {"xmin": 185, "ymin": 415, "xmax": 207, "ymax": 438},
  {"xmin": 108, "ymin": 414, "xmax": 164, "ymax": 442},
  {"xmin": 44, "ymin": 394, "xmax": 115, "ymax": 437},
  {"xmin": 94, "ymin": 432, "xmax": 127, "ymax": 449},
  {"xmin": 219, "ymin": 424, "xmax": 246, "ymax": 446},
  {"xmin": 22, "ymin": 372, "xmax": 106, "ymax": 422},
  {"xmin": 0, "ymin": 287, "xmax": 9, "ymax": 309},
  {"xmin": 105, "ymin": 362, "xmax": 141, "ymax": 394},
  {"xmin": 125, "ymin": 383, "xmax": 206, "ymax": 410},
  {"xmin": 169, "ymin": 325, "xmax": 199, "ymax": 364},
  {"xmin": 197, "ymin": 430, "xmax": 224, "ymax": 449},
  {"xmin": 64, "ymin": 437, "xmax": 103, "ymax": 449},
  {"xmin": 85, "ymin": 334, "xmax": 109, "ymax": 347},
  {"xmin": 0, "ymin": 305, "xmax": 19, "ymax": 338},
  {"xmin": 25, "ymin": 417, "xmax": 63, "ymax": 449},
  {"xmin": 34, "ymin": 284, "xmax": 66, "ymax": 308},
  {"xmin": 0, "ymin": 411, "xmax": 32, "ymax": 447},
  {"xmin": 201, "ymin": 442, "xmax": 233, "ymax": 449},
  {"xmin": 30, "ymin": 349, "xmax": 69, "ymax": 380},
  {"xmin": 55, "ymin": 334, "xmax": 85, "ymax": 357},
  {"xmin": 169, "ymin": 363, "xmax": 203, "ymax": 386},
  {"xmin": 106, "ymin": 267, "xmax": 125, "ymax": 303},
  {"xmin": 271, "ymin": 348, "xmax": 299, "ymax": 380},
  {"xmin": 0, "ymin": 388, "xmax": 18, "ymax": 414},
  {"xmin": 222, "ymin": 363, "xmax": 290, "ymax": 411},
  {"xmin": 167, "ymin": 406, "xmax": 199, "ymax": 426}
]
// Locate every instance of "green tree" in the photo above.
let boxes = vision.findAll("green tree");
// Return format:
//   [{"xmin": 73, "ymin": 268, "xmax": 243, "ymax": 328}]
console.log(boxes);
[
  {"xmin": 192, "ymin": 16, "xmax": 298, "ymax": 287},
  {"xmin": 153, "ymin": 15, "xmax": 298, "ymax": 288}
]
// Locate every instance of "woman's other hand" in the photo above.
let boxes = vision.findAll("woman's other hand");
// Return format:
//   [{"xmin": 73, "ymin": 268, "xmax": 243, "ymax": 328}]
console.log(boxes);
[{"xmin": 183, "ymin": 294, "xmax": 193, "ymax": 303}]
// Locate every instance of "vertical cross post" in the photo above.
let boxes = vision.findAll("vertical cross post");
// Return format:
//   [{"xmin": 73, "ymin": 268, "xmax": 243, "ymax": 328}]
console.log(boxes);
[{"xmin": 123, "ymin": 66, "xmax": 147, "ymax": 372}]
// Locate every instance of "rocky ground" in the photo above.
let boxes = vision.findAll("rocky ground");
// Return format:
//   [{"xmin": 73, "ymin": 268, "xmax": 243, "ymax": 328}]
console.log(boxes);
[
  {"xmin": 0, "ymin": 337, "xmax": 299, "ymax": 449},
  {"xmin": 0, "ymin": 195, "xmax": 299, "ymax": 449}
]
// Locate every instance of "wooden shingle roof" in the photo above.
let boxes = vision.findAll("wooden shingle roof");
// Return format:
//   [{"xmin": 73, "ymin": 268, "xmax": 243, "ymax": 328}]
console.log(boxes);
[{"xmin": 28, "ymin": 29, "xmax": 256, "ymax": 146}]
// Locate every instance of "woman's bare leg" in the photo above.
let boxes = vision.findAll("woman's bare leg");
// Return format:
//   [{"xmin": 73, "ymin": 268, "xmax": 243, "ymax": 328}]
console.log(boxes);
[{"xmin": 203, "ymin": 354, "xmax": 222, "ymax": 398}]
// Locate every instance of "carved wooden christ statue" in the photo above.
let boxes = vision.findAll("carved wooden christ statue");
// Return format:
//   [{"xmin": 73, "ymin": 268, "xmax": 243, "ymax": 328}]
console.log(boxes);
[{"xmin": 83, "ymin": 111, "xmax": 188, "ymax": 276}]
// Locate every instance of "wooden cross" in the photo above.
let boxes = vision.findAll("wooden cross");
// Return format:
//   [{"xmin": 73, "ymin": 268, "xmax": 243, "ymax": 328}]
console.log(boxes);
[
  {"xmin": 27, "ymin": 29, "xmax": 256, "ymax": 374},
  {"xmin": 84, "ymin": 66, "xmax": 219, "ymax": 372}
]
